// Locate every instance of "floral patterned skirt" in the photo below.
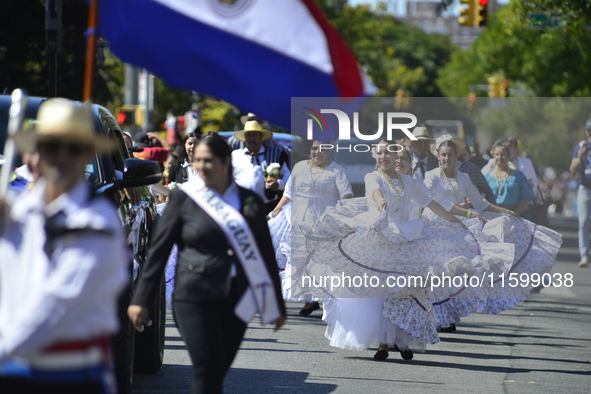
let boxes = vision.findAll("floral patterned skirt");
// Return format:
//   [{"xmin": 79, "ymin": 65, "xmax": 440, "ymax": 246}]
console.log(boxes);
[{"xmin": 290, "ymin": 200, "xmax": 562, "ymax": 346}]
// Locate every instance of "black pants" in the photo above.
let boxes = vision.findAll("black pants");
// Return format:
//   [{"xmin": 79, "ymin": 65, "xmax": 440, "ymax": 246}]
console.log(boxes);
[{"xmin": 174, "ymin": 283, "xmax": 247, "ymax": 394}]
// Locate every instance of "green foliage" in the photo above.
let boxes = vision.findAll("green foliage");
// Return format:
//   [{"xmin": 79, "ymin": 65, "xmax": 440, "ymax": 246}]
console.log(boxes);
[
  {"xmin": 474, "ymin": 98, "xmax": 591, "ymax": 170},
  {"xmin": 436, "ymin": 0, "xmax": 591, "ymax": 169},
  {"xmin": 437, "ymin": 0, "xmax": 591, "ymax": 98},
  {"xmin": 0, "ymin": 0, "xmax": 116, "ymax": 103},
  {"xmin": 316, "ymin": 1, "xmax": 455, "ymax": 97},
  {"xmin": 198, "ymin": 97, "xmax": 240, "ymax": 132}
]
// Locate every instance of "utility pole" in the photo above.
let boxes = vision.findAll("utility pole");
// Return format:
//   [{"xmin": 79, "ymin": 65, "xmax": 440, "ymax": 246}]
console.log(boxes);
[{"xmin": 45, "ymin": 0, "xmax": 62, "ymax": 97}]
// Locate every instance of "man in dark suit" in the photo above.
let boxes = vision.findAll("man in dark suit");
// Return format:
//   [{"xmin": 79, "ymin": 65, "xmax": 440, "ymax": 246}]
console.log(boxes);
[{"xmin": 407, "ymin": 126, "xmax": 438, "ymax": 181}]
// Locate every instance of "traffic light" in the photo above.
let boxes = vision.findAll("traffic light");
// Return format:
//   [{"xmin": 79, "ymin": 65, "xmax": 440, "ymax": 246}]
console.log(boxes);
[
  {"xmin": 500, "ymin": 79, "xmax": 508, "ymax": 97},
  {"xmin": 468, "ymin": 92, "xmax": 476, "ymax": 110},
  {"xmin": 475, "ymin": 0, "xmax": 488, "ymax": 27},
  {"xmin": 458, "ymin": 0, "xmax": 475, "ymax": 27},
  {"xmin": 488, "ymin": 75, "xmax": 507, "ymax": 97},
  {"xmin": 394, "ymin": 89, "xmax": 410, "ymax": 110},
  {"xmin": 488, "ymin": 75, "xmax": 500, "ymax": 97},
  {"xmin": 116, "ymin": 105, "xmax": 144, "ymax": 127}
]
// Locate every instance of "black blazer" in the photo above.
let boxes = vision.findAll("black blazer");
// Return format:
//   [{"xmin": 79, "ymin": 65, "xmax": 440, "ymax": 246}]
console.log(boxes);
[
  {"xmin": 133, "ymin": 185, "xmax": 286, "ymax": 318},
  {"xmin": 168, "ymin": 160, "xmax": 188, "ymax": 184}
]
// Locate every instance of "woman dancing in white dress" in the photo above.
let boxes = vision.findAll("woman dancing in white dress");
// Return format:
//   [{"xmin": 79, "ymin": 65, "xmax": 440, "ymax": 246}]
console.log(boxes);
[
  {"xmin": 423, "ymin": 136, "xmax": 517, "ymax": 332},
  {"xmin": 269, "ymin": 140, "xmax": 353, "ymax": 315},
  {"xmin": 423, "ymin": 136, "xmax": 562, "ymax": 329},
  {"xmin": 314, "ymin": 140, "xmax": 478, "ymax": 361}
]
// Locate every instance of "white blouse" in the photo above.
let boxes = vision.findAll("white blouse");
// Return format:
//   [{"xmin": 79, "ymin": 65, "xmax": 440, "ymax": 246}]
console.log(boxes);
[
  {"xmin": 423, "ymin": 168, "xmax": 490, "ymax": 212},
  {"xmin": 365, "ymin": 171, "xmax": 432, "ymax": 222},
  {"xmin": 287, "ymin": 160, "xmax": 353, "ymax": 223}
]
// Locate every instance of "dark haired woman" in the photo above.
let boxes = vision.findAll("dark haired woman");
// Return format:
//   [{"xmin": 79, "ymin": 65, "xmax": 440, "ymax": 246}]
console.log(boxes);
[
  {"xmin": 268, "ymin": 140, "xmax": 353, "ymax": 316},
  {"xmin": 483, "ymin": 141, "xmax": 534, "ymax": 219},
  {"xmin": 305, "ymin": 139, "xmax": 478, "ymax": 360},
  {"xmin": 423, "ymin": 136, "xmax": 519, "ymax": 331},
  {"xmin": 425, "ymin": 138, "xmax": 561, "ymax": 323},
  {"xmin": 168, "ymin": 131, "xmax": 200, "ymax": 184},
  {"xmin": 128, "ymin": 132, "xmax": 286, "ymax": 394},
  {"xmin": 423, "ymin": 136, "xmax": 518, "ymax": 221}
]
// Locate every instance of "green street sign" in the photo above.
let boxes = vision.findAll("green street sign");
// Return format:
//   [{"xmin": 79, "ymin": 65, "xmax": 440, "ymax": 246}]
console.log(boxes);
[{"xmin": 528, "ymin": 12, "xmax": 562, "ymax": 29}]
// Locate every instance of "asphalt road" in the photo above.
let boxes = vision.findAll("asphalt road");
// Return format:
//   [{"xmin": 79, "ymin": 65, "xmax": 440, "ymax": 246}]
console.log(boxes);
[{"xmin": 131, "ymin": 216, "xmax": 591, "ymax": 393}]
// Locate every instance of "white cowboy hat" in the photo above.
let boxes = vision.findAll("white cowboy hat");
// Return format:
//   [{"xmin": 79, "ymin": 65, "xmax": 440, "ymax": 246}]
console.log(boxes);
[
  {"xmin": 402, "ymin": 126, "xmax": 434, "ymax": 146},
  {"xmin": 14, "ymin": 98, "xmax": 114, "ymax": 153},
  {"xmin": 410, "ymin": 127, "xmax": 433, "ymax": 140},
  {"xmin": 233, "ymin": 120, "xmax": 273, "ymax": 142},
  {"xmin": 240, "ymin": 112, "xmax": 266, "ymax": 125}
]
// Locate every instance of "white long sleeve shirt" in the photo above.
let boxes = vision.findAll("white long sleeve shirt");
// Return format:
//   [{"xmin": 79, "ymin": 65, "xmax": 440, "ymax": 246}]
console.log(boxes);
[
  {"xmin": 0, "ymin": 177, "xmax": 128, "ymax": 364},
  {"xmin": 232, "ymin": 146, "xmax": 290, "ymax": 202}
]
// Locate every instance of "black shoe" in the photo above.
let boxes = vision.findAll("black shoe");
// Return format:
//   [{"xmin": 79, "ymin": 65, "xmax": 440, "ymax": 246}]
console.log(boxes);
[
  {"xmin": 299, "ymin": 302, "xmax": 320, "ymax": 316},
  {"xmin": 373, "ymin": 350, "xmax": 389, "ymax": 361},
  {"xmin": 399, "ymin": 348, "xmax": 413, "ymax": 360},
  {"xmin": 439, "ymin": 323, "xmax": 456, "ymax": 333}
]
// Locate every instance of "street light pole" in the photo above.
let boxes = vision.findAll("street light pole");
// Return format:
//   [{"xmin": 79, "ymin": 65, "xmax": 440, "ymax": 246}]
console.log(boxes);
[{"xmin": 46, "ymin": 0, "xmax": 62, "ymax": 98}]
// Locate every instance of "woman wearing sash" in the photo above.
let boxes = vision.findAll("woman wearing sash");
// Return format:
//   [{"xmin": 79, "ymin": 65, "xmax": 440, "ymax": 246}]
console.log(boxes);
[
  {"xmin": 268, "ymin": 140, "xmax": 353, "ymax": 316},
  {"xmin": 128, "ymin": 133, "xmax": 286, "ymax": 394}
]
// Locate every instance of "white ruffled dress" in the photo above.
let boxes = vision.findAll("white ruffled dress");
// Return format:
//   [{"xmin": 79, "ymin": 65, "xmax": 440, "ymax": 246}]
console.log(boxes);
[
  {"xmin": 422, "ymin": 168, "xmax": 562, "ymax": 327},
  {"xmin": 268, "ymin": 160, "xmax": 353, "ymax": 301},
  {"xmin": 290, "ymin": 171, "xmax": 518, "ymax": 349}
]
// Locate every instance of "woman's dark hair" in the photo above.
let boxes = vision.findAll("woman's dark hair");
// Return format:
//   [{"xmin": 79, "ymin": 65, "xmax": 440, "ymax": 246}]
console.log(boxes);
[
  {"xmin": 437, "ymin": 139, "xmax": 457, "ymax": 155},
  {"xmin": 503, "ymin": 136, "xmax": 519, "ymax": 150},
  {"xmin": 198, "ymin": 132, "xmax": 233, "ymax": 178},
  {"xmin": 376, "ymin": 138, "xmax": 405, "ymax": 154},
  {"xmin": 179, "ymin": 132, "xmax": 200, "ymax": 164},
  {"xmin": 397, "ymin": 145, "xmax": 412, "ymax": 162},
  {"xmin": 491, "ymin": 140, "xmax": 510, "ymax": 156}
]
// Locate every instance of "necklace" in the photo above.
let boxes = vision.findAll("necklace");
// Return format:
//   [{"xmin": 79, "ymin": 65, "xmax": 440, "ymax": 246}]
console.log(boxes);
[
  {"xmin": 309, "ymin": 159, "xmax": 331, "ymax": 188},
  {"xmin": 494, "ymin": 168, "xmax": 509, "ymax": 199},
  {"xmin": 378, "ymin": 168, "xmax": 405, "ymax": 213},
  {"xmin": 440, "ymin": 166, "xmax": 458, "ymax": 200}
]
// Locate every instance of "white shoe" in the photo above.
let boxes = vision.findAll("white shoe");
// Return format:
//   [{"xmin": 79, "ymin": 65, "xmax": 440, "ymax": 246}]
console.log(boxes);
[{"xmin": 579, "ymin": 256, "xmax": 589, "ymax": 267}]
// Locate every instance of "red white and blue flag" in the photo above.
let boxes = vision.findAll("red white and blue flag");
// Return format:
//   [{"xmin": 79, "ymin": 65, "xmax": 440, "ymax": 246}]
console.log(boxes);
[{"xmin": 98, "ymin": 0, "xmax": 375, "ymax": 128}]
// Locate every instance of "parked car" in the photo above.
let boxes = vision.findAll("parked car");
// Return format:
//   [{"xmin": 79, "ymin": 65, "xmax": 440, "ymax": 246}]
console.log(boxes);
[
  {"xmin": 216, "ymin": 130, "xmax": 300, "ymax": 149},
  {"xmin": 0, "ymin": 95, "xmax": 165, "ymax": 394}
]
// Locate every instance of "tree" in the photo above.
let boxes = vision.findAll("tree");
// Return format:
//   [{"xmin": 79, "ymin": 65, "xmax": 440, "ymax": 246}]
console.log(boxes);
[
  {"xmin": 316, "ymin": 1, "xmax": 456, "ymax": 97},
  {"xmin": 437, "ymin": 0, "xmax": 591, "ymax": 98},
  {"xmin": 0, "ymin": 0, "xmax": 116, "ymax": 103}
]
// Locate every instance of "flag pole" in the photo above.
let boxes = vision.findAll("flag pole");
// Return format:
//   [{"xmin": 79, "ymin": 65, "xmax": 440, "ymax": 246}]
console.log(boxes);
[{"xmin": 83, "ymin": 0, "xmax": 99, "ymax": 101}]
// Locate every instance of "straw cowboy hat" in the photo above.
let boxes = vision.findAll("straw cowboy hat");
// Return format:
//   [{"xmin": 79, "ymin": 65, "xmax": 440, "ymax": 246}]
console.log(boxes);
[
  {"xmin": 401, "ymin": 126, "xmax": 433, "ymax": 146},
  {"xmin": 430, "ymin": 134, "xmax": 467, "ymax": 157},
  {"xmin": 14, "ymin": 98, "xmax": 114, "ymax": 154},
  {"xmin": 233, "ymin": 120, "xmax": 273, "ymax": 142}
]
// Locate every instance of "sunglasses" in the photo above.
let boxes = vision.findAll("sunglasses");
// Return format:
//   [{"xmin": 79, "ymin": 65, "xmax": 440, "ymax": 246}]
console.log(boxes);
[{"xmin": 38, "ymin": 141, "xmax": 90, "ymax": 157}]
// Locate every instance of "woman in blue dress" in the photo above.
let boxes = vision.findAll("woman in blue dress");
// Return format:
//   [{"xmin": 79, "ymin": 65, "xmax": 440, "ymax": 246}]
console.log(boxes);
[{"xmin": 483, "ymin": 141, "xmax": 535, "ymax": 219}]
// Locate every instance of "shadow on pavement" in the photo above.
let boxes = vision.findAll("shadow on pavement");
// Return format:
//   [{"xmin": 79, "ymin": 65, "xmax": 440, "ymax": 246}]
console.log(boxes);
[
  {"xmin": 344, "ymin": 356, "xmax": 591, "ymax": 377},
  {"xmin": 225, "ymin": 368, "xmax": 337, "ymax": 393}
]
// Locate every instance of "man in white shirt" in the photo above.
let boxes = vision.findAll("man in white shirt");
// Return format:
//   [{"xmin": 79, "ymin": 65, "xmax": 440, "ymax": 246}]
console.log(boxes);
[
  {"xmin": 0, "ymin": 99, "xmax": 128, "ymax": 394},
  {"xmin": 406, "ymin": 126, "xmax": 438, "ymax": 181},
  {"xmin": 232, "ymin": 120, "xmax": 290, "ymax": 213}
]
